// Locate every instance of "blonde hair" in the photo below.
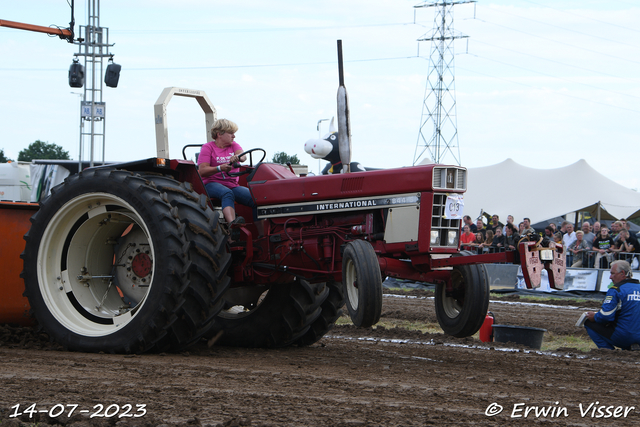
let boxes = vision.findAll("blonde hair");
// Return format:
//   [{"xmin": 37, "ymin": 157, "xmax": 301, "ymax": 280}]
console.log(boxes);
[
  {"xmin": 484, "ymin": 230, "xmax": 494, "ymax": 245},
  {"xmin": 211, "ymin": 119, "xmax": 238, "ymax": 140}
]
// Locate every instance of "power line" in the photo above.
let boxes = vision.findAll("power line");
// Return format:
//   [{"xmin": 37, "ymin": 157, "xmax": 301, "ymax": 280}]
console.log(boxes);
[
  {"xmin": 458, "ymin": 57, "xmax": 640, "ymax": 115},
  {"xmin": 616, "ymin": 0, "xmax": 640, "ymax": 6},
  {"xmin": 0, "ymin": 55, "xmax": 417, "ymax": 72},
  {"xmin": 489, "ymin": 5, "xmax": 640, "ymax": 50},
  {"xmin": 475, "ymin": 53, "xmax": 640, "ymax": 105},
  {"xmin": 0, "ymin": 21, "xmax": 414, "ymax": 36},
  {"xmin": 470, "ymin": 39, "xmax": 640, "ymax": 101},
  {"xmin": 110, "ymin": 22, "xmax": 415, "ymax": 35},
  {"xmin": 5, "ymin": 46, "xmax": 638, "ymax": 107},
  {"xmin": 478, "ymin": 18, "xmax": 640, "ymax": 68},
  {"xmin": 520, "ymin": 0, "xmax": 640, "ymax": 34},
  {"xmin": 3, "ymin": 4, "xmax": 639, "ymax": 117},
  {"xmin": 127, "ymin": 56, "xmax": 417, "ymax": 70}
]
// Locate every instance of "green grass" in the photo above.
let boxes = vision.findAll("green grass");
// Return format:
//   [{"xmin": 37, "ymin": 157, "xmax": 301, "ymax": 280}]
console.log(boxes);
[
  {"xmin": 342, "ymin": 289, "xmax": 601, "ymax": 352},
  {"xmin": 489, "ymin": 292, "xmax": 600, "ymax": 305},
  {"xmin": 384, "ymin": 286, "xmax": 601, "ymax": 306},
  {"xmin": 384, "ymin": 287, "xmax": 429, "ymax": 294},
  {"xmin": 337, "ymin": 314, "xmax": 598, "ymax": 353},
  {"xmin": 539, "ymin": 332, "xmax": 598, "ymax": 353},
  {"xmin": 336, "ymin": 316, "xmax": 442, "ymax": 334}
]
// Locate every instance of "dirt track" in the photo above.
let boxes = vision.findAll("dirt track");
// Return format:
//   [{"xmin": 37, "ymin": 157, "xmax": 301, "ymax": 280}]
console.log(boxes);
[{"xmin": 2, "ymin": 290, "xmax": 640, "ymax": 426}]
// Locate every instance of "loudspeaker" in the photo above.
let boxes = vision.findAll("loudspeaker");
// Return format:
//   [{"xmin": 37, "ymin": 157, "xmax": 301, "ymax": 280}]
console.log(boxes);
[
  {"xmin": 69, "ymin": 61, "xmax": 84, "ymax": 88},
  {"xmin": 105, "ymin": 62, "xmax": 121, "ymax": 88}
]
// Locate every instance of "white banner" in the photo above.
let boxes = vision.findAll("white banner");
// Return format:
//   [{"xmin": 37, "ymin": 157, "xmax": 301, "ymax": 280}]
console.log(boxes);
[
  {"xmin": 517, "ymin": 268, "xmax": 601, "ymax": 292},
  {"xmin": 563, "ymin": 269, "xmax": 599, "ymax": 292},
  {"xmin": 444, "ymin": 195, "xmax": 464, "ymax": 219},
  {"xmin": 516, "ymin": 267, "xmax": 555, "ymax": 292},
  {"xmin": 598, "ymin": 273, "xmax": 613, "ymax": 292}
]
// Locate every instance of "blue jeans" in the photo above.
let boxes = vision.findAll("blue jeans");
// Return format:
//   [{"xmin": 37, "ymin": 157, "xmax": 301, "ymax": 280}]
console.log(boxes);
[
  {"xmin": 585, "ymin": 320, "xmax": 638, "ymax": 350},
  {"xmin": 204, "ymin": 182, "xmax": 256, "ymax": 215}
]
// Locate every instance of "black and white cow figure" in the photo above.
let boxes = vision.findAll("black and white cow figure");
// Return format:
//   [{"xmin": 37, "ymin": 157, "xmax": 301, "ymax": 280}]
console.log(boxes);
[{"xmin": 304, "ymin": 119, "xmax": 368, "ymax": 175}]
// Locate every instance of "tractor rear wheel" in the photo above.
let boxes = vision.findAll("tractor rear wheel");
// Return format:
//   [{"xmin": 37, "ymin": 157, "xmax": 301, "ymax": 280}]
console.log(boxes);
[
  {"xmin": 206, "ymin": 279, "xmax": 326, "ymax": 348},
  {"xmin": 21, "ymin": 169, "xmax": 230, "ymax": 353},
  {"xmin": 294, "ymin": 280, "xmax": 345, "ymax": 346},
  {"xmin": 342, "ymin": 239, "xmax": 383, "ymax": 328},
  {"xmin": 435, "ymin": 259, "xmax": 489, "ymax": 338}
]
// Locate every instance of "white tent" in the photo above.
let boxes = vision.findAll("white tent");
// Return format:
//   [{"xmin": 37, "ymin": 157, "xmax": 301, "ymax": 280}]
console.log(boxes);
[{"xmin": 462, "ymin": 159, "xmax": 640, "ymax": 224}]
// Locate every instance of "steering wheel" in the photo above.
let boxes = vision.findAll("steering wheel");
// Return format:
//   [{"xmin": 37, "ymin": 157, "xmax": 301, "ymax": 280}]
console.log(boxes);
[{"xmin": 227, "ymin": 148, "xmax": 267, "ymax": 177}]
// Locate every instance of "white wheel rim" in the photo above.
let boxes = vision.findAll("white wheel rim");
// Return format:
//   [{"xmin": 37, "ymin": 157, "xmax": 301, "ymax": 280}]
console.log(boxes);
[
  {"xmin": 344, "ymin": 258, "xmax": 359, "ymax": 310},
  {"xmin": 37, "ymin": 193, "xmax": 154, "ymax": 337},
  {"xmin": 441, "ymin": 271, "xmax": 463, "ymax": 318}
]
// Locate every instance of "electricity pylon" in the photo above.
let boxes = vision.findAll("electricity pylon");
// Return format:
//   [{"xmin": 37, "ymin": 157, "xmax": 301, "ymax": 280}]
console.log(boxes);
[{"xmin": 413, "ymin": 1, "xmax": 475, "ymax": 166}]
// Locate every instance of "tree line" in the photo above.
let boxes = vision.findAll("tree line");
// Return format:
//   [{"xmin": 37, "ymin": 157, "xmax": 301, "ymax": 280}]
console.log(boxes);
[
  {"xmin": 2, "ymin": 143, "xmax": 300, "ymax": 165},
  {"xmin": 0, "ymin": 140, "xmax": 70, "ymax": 163}
]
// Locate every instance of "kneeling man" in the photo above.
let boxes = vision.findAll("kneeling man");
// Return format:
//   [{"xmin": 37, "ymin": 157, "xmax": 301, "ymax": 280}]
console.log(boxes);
[{"xmin": 584, "ymin": 260, "xmax": 640, "ymax": 350}]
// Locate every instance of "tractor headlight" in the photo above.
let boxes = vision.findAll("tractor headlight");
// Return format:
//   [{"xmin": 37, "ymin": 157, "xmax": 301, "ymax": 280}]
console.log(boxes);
[
  {"xmin": 431, "ymin": 230, "xmax": 440, "ymax": 245},
  {"xmin": 448, "ymin": 230, "xmax": 458, "ymax": 246}
]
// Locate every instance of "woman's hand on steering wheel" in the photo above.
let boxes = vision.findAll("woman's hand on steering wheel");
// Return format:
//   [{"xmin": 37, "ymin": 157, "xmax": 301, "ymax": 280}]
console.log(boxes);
[{"xmin": 227, "ymin": 148, "xmax": 267, "ymax": 177}]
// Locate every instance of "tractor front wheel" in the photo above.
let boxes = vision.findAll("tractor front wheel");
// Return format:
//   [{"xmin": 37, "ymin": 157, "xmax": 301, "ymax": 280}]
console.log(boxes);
[
  {"xmin": 342, "ymin": 239, "xmax": 382, "ymax": 328},
  {"xmin": 435, "ymin": 261, "xmax": 489, "ymax": 338}
]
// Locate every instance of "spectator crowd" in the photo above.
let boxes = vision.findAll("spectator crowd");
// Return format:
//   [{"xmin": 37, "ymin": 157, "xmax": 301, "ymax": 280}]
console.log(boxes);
[{"xmin": 460, "ymin": 214, "xmax": 640, "ymax": 270}]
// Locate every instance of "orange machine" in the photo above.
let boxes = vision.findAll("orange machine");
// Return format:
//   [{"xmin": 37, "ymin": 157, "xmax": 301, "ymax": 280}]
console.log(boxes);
[
  {"xmin": 0, "ymin": 19, "xmax": 72, "ymax": 40},
  {"xmin": 0, "ymin": 202, "xmax": 39, "ymax": 325}
]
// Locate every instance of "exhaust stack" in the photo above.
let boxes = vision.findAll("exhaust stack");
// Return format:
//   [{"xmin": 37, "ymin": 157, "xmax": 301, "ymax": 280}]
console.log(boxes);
[{"xmin": 336, "ymin": 40, "xmax": 352, "ymax": 173}]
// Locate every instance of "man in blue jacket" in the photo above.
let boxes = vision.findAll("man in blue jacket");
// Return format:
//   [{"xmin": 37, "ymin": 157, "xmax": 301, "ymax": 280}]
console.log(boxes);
[{"xmin": 585, "ymin": 260, "xmax": 640, "ymax": 350}]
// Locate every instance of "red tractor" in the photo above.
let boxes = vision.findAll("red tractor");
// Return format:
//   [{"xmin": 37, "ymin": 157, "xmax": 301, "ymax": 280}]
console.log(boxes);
[
  {"xmin": 13, "ymin": 84, "xmax": 565, "ymax": 353},
  {"xmin": 17, "ymin": 143, "xmax": 478, "ymax": 353},
  {"xmin": 0, "ymin": 23, "xmax": 565, "ymax": 352}
]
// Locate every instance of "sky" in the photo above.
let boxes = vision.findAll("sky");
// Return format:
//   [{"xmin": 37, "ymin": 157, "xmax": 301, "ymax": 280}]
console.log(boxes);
[{"xmin": 1, "ymin": 0, "xmax": 639, "ymax": 189}]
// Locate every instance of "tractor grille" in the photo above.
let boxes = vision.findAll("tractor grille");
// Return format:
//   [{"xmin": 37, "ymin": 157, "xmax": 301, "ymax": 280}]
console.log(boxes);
[
  {"xmin": 340, "ymin": 176, "xmax": 364, "ymax": 193},
  {"xmin": 431, "ymin": 193, "xmax": 461, "ymax": 248},
  {"xmin": 433, "ymin": 167, "xmax": 466, "ymax": 191}
]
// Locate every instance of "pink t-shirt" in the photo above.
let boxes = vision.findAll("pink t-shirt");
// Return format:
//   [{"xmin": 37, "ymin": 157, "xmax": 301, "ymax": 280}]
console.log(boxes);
[{"xmin": 198, "ymin": 141, "xmax": 243, "ymax": 188}]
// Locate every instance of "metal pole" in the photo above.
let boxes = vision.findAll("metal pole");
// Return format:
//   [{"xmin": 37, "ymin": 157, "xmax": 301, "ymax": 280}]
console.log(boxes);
[
  {"xmin": 316, "ymin": 118, "xmax": 329, "ymax": 175},
  {"xmin": 71, "ymin": 92, "xmax": 83, "ymax": 172},
  {"xmin": 98, "ymin": 0, "xmax": 105, "ymax": 165},
  {"xmin": 75, "ymin": 0, "xmax": 112, "ymax": 169},
  {"xmin": 89, "ymin": 0, "xmax": 96, "ymax": 167}
]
